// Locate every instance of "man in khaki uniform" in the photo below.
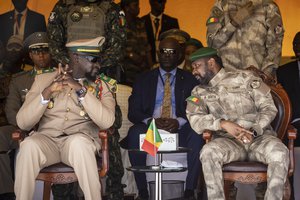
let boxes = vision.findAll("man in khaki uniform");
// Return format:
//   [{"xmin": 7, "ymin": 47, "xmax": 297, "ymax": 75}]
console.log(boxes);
[
  {"xmin": 186, "ymin": 47, "xmax": 289, "ymax": 200},
  {"xmin": 0, "ymin": 32, "xmax": 53, "ymax": 199},
  {"xmin": 14, "ymin": 36, "xmax": 116, "ymax": 200},
  {"xmin": 206, "ymin": 0, "xmax": 284, "ymax": 76}
]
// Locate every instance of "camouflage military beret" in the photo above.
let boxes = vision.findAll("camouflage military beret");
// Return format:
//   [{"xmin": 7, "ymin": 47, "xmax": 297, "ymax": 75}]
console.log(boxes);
[
  {"xmin": 23, "ymin": 32, "xmax": 49, "ymax": 50},
  {"xmin": 159, "ymin": 29, "xmax": 191, "ymax": 44},
  {"xmin": 189, "ymin": 47, "xmax": 218, "ymax": 62},
  {"xmin": 66, "ymin": 36, "xmax": 105, "ymax": 57},
  {"xmin": 186, "ymin": 38, "xmax": 203, "ymax": 49},
  {"xmin": 6, "ymin": 35, "xmax": 23, "ymax": 52}
]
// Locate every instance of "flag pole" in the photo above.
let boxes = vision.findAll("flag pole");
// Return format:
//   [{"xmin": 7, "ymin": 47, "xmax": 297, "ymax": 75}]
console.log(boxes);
[{"xmin": 153, "ymin": 118, "xmax": 157, "ymax": 167}]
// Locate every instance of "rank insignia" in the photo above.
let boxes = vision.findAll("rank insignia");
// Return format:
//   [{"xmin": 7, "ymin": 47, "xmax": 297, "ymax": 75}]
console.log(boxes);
[
  {"xmin": 206, "ymin": 17, "xmax": 219, "ymax": 25},
  {"xmin": 80, "ymin": 110, "xmax": 85, "ymax": 117},
  {"xmin": 71, "ymin": 11, "xmax": 82, "ymax": 22}
]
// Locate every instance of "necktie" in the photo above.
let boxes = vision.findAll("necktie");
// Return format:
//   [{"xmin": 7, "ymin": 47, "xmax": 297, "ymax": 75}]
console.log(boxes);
[
  {"xmin": 161, "ymin": 73, "xmax": 171, "ymax": 118},
  {"xmin": 154, "ymin": 18, "xmax": 160, "ymax": 35},
  {"xmin": 16, "ymin": 13, "xmax": 23, "ymax": 34}
]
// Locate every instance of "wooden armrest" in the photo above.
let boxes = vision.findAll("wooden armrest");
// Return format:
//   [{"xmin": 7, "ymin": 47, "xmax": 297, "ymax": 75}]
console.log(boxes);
[
  {"xmin": 287, "ymin": 124, "xmax": 297, "ymax": 176},
  {"xmin": 98, "ymin": 130, "xmax": 109, "ymax": 177},
  {"xmin": 203, "ymin": 130, "xmax": 213, "ymax": 143}
]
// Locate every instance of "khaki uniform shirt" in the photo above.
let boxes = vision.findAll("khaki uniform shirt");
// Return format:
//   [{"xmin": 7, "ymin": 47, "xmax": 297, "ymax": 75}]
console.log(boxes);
[
  {"xmin": 16, "ymin": 71, "xmax": 115, "ymax": 150},
  {"xmin": 186, "ymin": 68, "xmax": 277, "ymax": 137},
  {"xmin": 206, "ymin": 0, "xmax": 284, "ymax": 75}
]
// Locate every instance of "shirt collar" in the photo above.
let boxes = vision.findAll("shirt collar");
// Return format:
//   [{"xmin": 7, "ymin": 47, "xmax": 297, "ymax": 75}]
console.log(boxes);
[
  {"xmin": 150, "ymin": 13, "xmax": 162, "ymax": 20},
  {"xmin": 14, "ymin": 8, "xmax": 27, "ymax": 16},
  {"xmin": 159, "ymin": 67, "xmax": 177, "ymax": 78},
  {"xmin": 209, "ymin": 68, "xmax": 226, "ymax": 87}
]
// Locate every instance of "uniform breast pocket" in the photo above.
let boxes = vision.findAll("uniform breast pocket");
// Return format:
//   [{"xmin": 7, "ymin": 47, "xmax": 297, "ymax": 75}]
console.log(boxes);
[{"xmin": 238, "ymin": 92, "xmax": 256, "ymax": 114}]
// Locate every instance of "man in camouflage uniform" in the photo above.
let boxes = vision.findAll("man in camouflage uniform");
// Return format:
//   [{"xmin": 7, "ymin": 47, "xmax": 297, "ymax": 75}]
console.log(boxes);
[
  {"xmin": 121, "ymin": 0, "xmax": 152, "ymax": 86},
  {"xmin": 186, "ymin": 47, "xmax": 289, "ymax": 200},
  {"xmin": 47, "ymin": 1, "xmax": 125, "ymax": 199},
  {"xmin": 206, "ymin": 0, "xmax": 284, "ymax": 76},
  {"xmin": 0, "ymin": 32, "xmax": 54, "ymax": 200}
]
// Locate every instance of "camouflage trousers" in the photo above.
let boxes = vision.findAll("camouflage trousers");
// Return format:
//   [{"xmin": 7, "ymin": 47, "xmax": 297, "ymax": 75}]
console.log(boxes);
[
  {"xmin": 200, "ymin": 134, "xmax": 289, "ymax": 200},
  {"xmin": 106, "ymin": 130, "xmax": 124, "ymax": 200}
]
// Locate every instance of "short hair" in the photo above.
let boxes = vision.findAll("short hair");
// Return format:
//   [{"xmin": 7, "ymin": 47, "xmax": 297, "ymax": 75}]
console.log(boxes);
[{"xmin": 293, "ymin": 32, "xmax": 300, "ymax": 44}]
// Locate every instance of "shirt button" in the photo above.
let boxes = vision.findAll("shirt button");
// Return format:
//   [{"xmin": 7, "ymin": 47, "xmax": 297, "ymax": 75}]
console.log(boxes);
[
  {"xmin": 66, "ymin": 108, "xmax": 70, "ymax": 112},
  {"xmin": 68, "ymin": 93, "xmax": 71, "ymax": 96},
  {"xmin": 64, "ymin": 117, "xmax": 68, "ymax": 121}
]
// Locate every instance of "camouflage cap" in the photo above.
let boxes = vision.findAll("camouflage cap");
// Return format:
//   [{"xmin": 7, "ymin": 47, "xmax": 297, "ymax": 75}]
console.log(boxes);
[
  {"xmin": 23, "ymin": 32, "xmax": 49, "ymax": 50},
  {"xmin": 159, "ymin": 28, "xmax": 191, "ymax": 44},
  {"xmin": 66, "ymin": 36, "xmax": 105, "ymax": 57},
  {"xmin": 6, "ymin": 35, "xmax": 23, "ymax": 51},
  {"xmin": 189, "ymin": 47, "xmax": 218, "ymax": 62}
]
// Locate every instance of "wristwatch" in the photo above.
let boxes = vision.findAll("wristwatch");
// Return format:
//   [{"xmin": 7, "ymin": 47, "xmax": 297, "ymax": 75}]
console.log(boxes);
[{"xmin": 76, "ymin": 86, "xmax": 87, "ymax": 98}]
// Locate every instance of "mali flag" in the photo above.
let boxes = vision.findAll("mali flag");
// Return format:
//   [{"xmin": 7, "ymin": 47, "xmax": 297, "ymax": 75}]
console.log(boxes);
[{"xmin": 141, "ymin": 119, "xmax": 163, "ymax": 156}]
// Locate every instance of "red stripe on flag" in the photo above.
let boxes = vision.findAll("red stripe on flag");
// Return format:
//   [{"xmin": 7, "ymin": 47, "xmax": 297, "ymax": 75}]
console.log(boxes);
[{"xmin": 142, "ymin": 139, "xmax": 159, "ymax": 156}]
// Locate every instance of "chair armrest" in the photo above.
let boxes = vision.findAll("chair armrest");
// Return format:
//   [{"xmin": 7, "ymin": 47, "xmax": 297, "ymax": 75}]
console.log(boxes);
[
  {"xmin": 203, "ymin": 130, "xmax": 213, "ymax": 143},
  {"xmin": 287, "ymin": 124, "xmax": 297, "ymax": 177},
  {"xmin": 98, "ymin": 130, "xmax": 109, "ymax": 177}
]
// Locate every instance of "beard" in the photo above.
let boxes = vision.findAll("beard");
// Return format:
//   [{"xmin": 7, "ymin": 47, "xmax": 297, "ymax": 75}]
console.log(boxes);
[{"xmin": 195, "ymin": 70, "xmax": 215, "ymax": 86}]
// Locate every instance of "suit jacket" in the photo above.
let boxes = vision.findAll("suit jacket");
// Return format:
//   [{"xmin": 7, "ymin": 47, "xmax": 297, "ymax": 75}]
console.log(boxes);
[
  {"xmin": 5, "ymin": 71, "xmax": 34, "ymax": 126},
  {"xmin": 141, "ymin": 14, "xmax": 179, "ymax": 63},
  {"xmin": 277, "ymin": 61, "xmax": 300, "ymax": 120},
  {"xmin": 16, "ymin": 72, "xmax": 115, "ymax": 148},
  {"xmin": 128, "ymin": 68, "xmax": 198, "ymax": 124},
  {"xmin": 0, "ymin": 9, "xmax": 46, "ymax": 46}
]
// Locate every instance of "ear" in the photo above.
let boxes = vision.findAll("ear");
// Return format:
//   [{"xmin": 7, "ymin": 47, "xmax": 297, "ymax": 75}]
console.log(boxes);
[
  {"xmin": 207, "ymin": 58, "xmax": 215, "ymax": 69},
  {"xmin": 29, "ymin": 52, "xmax": 33, "ymax": 60}
]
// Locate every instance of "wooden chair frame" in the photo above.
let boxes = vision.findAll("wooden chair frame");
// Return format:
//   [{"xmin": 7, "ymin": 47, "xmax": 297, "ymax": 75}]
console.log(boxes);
[
  {"xmin": 202, "ymin": 67, "xmax": 297, "ymax": 200},
  {"xmin": 12, "ymin": 130, "xmax": 109, "ymax": 200}
]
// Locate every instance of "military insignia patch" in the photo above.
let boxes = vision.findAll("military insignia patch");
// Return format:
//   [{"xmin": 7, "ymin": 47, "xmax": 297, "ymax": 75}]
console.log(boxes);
[
  {"xmin": 48, "ymin": 12, "xmax": 56, "ymax": 23},
  {"xmin": 186, "ymin": 96, "xmax": 200, "ymax": 105},
  {"xmin": 206, "ymin": 17, "xmax": 219, "ymax": 25},
  {"xmin": 212, "ymin": 7, "xmax": 223, "ymax": 17},
  {"xmin": 250, "ymin": 80, "xmax": 261, "ymax": 89},
  {"xmin": 71, "ymin": 11, "xmax": 82, "ymax": 22}
]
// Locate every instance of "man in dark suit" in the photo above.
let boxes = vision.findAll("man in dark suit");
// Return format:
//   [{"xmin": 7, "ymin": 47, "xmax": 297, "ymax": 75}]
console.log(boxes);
[
  {"xmin": 277, "ymin": 32, "xmax": 300, "ymax": 146},
  {"xmin": 142, "ymin": 0, "xmax": 179, "ymax": 64},
  {"xmin": 124, "ymin": 38, "xmax": 204, "ymax": 200},
  {"xmin": 0, "ymin": 0, "xmax": 46, "ymax": 47}
]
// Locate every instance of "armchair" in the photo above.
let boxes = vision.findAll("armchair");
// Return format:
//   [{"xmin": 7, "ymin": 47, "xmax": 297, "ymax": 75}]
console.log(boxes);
[
  {"xmin": 12, "ymin": 129, "xmax": 109, "ymax": 200},
  {"xmin": 202, "ymin": 67, "xmax": 297, "ymax": 200}
]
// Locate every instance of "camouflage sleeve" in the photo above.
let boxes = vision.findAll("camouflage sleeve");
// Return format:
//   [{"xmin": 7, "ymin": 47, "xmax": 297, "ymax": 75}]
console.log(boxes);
[
  {"xmin": 247, "ymin": 75, "xmax": 278, "ymax": 135},
  {"xmin": 5, "ymin": 78, "xmax": 22, "ymax": 126},
  {"xmin": 186, "ymin": 87, "xmax": 223, "ymax": 134},
  {"xmin": 206, "ymin": 1, "xmax": 237, "ymax": 49},
  {"xmin": 261, "ymin": 2, "xmax": 284, "ymax": 76},
  {"xmin": 101, "ymin": 2, "xmax": 126, "ymax": 69},
  {"xmin": 47, "ymin": 1, "xmax": 70, "ymax": 65}
]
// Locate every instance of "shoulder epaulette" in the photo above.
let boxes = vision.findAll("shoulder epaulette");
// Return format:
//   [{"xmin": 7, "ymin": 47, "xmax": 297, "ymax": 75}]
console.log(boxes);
[
  {"xmin": 32, "ymin": 68, "xmax": 55, "ymax": 76},
  {"xmin": 99, "ymin": 73, "xmax": 118, "ymax": 93}
]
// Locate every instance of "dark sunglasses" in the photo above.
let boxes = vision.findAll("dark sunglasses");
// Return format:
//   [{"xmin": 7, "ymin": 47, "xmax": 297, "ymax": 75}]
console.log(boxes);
[
  {"xmin": 84, "ymin": 55, "xmax": 101, "ymax": 63},
  {"xmin": 159, "ymin": 48, "xmax": 177, "ymax": 55},
  {"xmin": 30, "ymin": 47, "xmax": 49, "ymax": 55}
]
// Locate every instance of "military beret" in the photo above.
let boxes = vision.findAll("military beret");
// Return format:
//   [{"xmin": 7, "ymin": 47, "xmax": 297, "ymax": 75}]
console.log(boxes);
[
  {"xmin": 189, "ymin": 47, "xmax": 218, "ymax": 62},
  {"xmin": 23, "ymin": 32, "xmax": 49, "ymax": 50},
  {"xmin": 159, "ymin": 29, "xmax": 191, "ymax": 44},
  {"xmin": 186, "ymin": 38, "xmax": 203, "ymax": 49},
  {"xmin": 6, "ymin": 35, "xmax": 23, "ymax": 52},
  {"xmin": 66, "ymin": 36, "xmax": 105, "ymax": 57}
]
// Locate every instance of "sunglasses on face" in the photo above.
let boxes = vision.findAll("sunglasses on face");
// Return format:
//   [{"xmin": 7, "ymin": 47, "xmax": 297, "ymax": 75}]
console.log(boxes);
[
  {"xmin": 30, "ymin": 47, "xmax": 49, "ymax": 55},
  {"xmin": 159, "ymin": 48, "xmax": 177, "ymax": 55},
  {"xmin": 84, "ymin": 55, "xmax": 101, "ymax": 63}
]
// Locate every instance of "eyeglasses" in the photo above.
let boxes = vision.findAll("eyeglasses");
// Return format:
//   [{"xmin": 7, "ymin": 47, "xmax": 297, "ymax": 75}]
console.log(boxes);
[
  {"xmin": 30, "ymin": 47, "xmax": 49, "ymax": 55},
  {"xmin": 159, "ymin": 48, "xmax": 177, "ymax": 55},
  {"xmin": 84, "ymin": 55, "xmax": 101, "ymax": 63}
]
